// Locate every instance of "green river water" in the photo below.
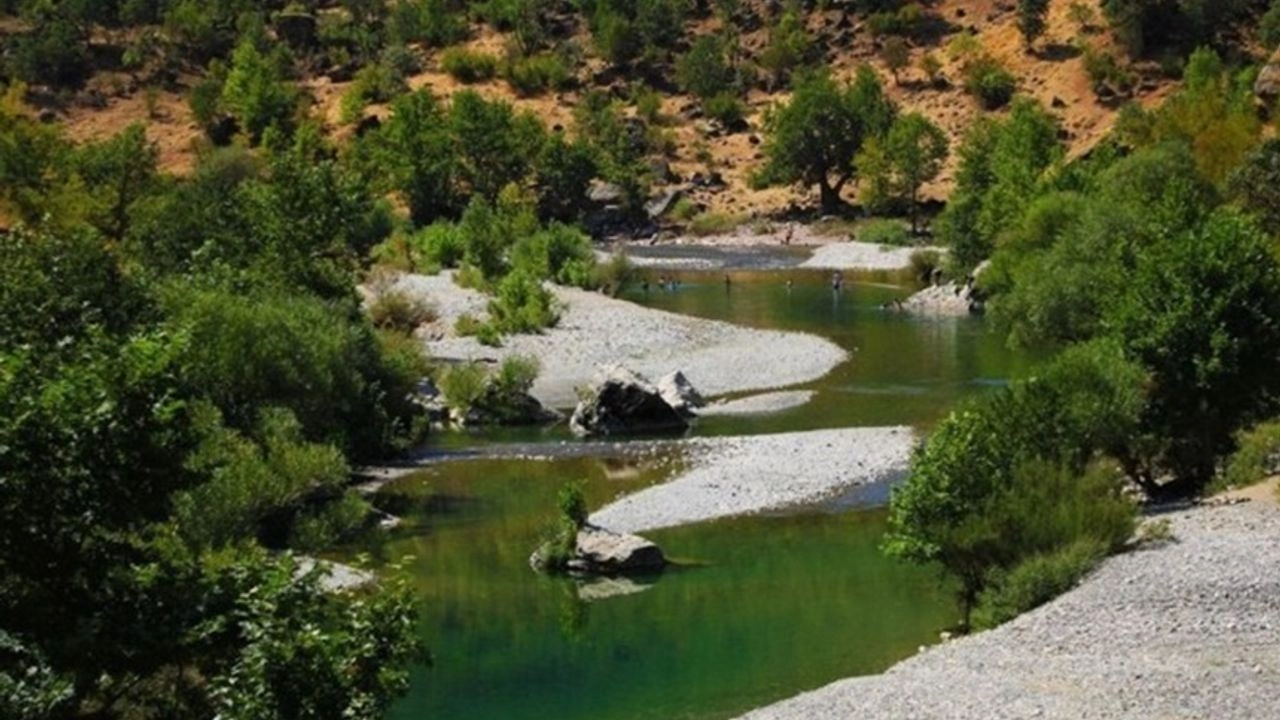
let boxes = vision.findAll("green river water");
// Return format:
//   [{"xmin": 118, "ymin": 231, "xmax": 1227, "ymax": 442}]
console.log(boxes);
[{"xmin": 365, "ymin": 268, "xmax": 1037, "ymax": 720}]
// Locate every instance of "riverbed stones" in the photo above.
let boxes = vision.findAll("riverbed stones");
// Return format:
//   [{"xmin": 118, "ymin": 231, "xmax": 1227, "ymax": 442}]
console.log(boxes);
[
  {"xmin": 570, "ymin": 365, "xmax": 689, "ymax": 437},
  {"xmin": 657, "ymin": 370, "xmax": 704, "ymax": 417}
]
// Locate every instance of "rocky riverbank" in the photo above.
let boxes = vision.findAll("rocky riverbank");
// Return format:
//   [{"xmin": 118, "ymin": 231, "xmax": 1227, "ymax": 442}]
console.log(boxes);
[
  {"xmin": 591, "ymin": 426, "xmax": 915, "ymax": 533},
  {"xmin": 738, "ymin": 497, "xmax": 1280, "ymax": 720},
  {"xmin": 400, "ymin": 272, "xmax": 848, "ymax": 409}
]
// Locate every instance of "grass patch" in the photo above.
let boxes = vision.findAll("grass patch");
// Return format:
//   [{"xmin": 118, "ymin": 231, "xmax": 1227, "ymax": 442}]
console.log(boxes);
[
  {"xmin": 440, "ymin": 47, "xmax": 499, "ymax": 83},
  {"xmin": 688, "ymin": 211, "xmax": 742, "ymax": 236}
]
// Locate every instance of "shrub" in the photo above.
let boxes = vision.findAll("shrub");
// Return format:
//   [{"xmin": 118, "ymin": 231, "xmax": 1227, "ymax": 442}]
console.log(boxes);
[
  {"xmin": 964, "ymin": 56, "xmax": 1017, "ymax": 109},
  {"xmin": 439, "ymin": 361, "xmax": 489, "ymax": 415},
  {"xmin": 536, "ymin": 481, "xmax": 588, "ymax": 571},
  {"xmin": 1219, "ymin": 420, "xmax": 1280, "ymax": 491},
  {"xmin": 676, "ymin": 35, "xmax": 736, "ymax": 100},
  {"xmin": 340, "ymin": 62, "xmax": 407, "ymax": 124},
  {"xmin": 488, "ymin": 269, "xmax": 560, "ymax": 333},
  {"xmin": 689, "ymin": 212, "xmax": 741, "ymax": 236},
  {"xmin": 493, "ymin": 354, "xmax": 540, "ymax": 397},
  {"xmin": 1082, "ymin": 46, "xmax": 1135, "ymax": 95},
  {"xmin": 909, "ymin": 248, "xmax": 943, "ymax": 286},
  {"xmin": 704, "ymin": 91, "xmax": 746, "ymax": 128},
  {"xmin": 409, "ymin": 222, "xmax": 466, "ymax": 270},
  {"xmin": 632, "ymin": 85, "xmax": 664, "ymax": 123},
  {"xmin": 859, "ymin": 218, "xmax": 912, "ymax": 246},
  {"xmin": 972, "ymin": 538, "xmax": 1106, "ymax": 630},
  {"xmin": 392, "ymin": 0, "xmax": 470, "ymax": 47},
  {"xmin": 368, "ymin": 288, "xmax": 438, "ymax": 332},
  {"xmin": 441, "ymin": 47, "xmax": 499, "ymax": 83},
  {"xmin": 591, "ymin": 251, "xmax": 636, "ymax": 296},
  {"xmin": 288, "ymin": 490, "xmax": 374, "ymax": 551},
  {"xmin": 509, "ymin": 223, "xmax": 597, "ymax": 287},
  {"xmin": 503, "ymin": 52, "xmax": 571, "ymax": 95}
]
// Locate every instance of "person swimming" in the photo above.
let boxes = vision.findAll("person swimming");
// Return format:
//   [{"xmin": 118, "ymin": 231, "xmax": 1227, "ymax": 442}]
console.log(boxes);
[{"xmin": 831, "ymin": 270, "xmax": 844, "ymax": 291}]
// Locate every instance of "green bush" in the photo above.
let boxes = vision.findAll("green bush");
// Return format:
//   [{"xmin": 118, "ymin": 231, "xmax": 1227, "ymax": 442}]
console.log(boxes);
[
  {"xmin": 368, "ymin": 288, "xmax": 438, "ymax": 332},
  {"xmin": 220, "ymin": 38, "xmax": 300, "ymax": 145},
  {"xmin": 859, "ymin": 218, "xmax": 912, "ymax": 246},
  {"xmin": 439, "ymin": 361, "xmax": 489, "ymax": 415},
  {"xmin": 964, "ymin": 57, "xmax": 1017, "ymax": 109},
  {"xmin": 1219, "ymin": 420, "xmax": 1280, "ymax": 491},
  {"xmin": 509, "ymin": 223, "xmax": 597, "ymax": 287},
  {"xmin": 392, "ymin": 0, "xmax": 470, "ymax": 47},
  {"xmin": 676, "ymin": 36, "xmax": 736, "ymax": 100},
  {"xmin": 441, "ymin": 47, "xmax": 499, "ymax": 83},
  {"xmin": 972, "ymin": 538, "xmax": 1106, "ymax": 630},
  {"xmin": 503, "ymin": 52, "xmax": 571, "ymax": 95},
  {"xmin": 704, "ymin": 91, "xmax": 746, "ymax": 128},
  {"xmin": 488, "ymin": 269, "xmax": 560, "ymax": 333},
  {"xmin": 288, "ymin": 490, "xmax": 374, "ymax": 551},
  {"xmin": 340, "ymin": 61, "xmax": 407, "ymax": 123},
  {"xmin": 409, "ymin": 222, "xmax": 466, "ymax": 270},
  {"xmin": 1264, "ymin": 1, "xmax": 1280, "ymax": 50}
]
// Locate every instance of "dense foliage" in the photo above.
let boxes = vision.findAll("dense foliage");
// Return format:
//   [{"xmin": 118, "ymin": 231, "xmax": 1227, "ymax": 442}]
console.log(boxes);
[{"xmin": 0, "ymin": 87, "xmax": 425, "ymax": 719}]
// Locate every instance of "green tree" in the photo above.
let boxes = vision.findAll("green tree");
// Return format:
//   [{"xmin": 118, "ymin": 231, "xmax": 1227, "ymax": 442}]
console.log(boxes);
[
  {"xmin": 220, "ymin": 36, "xmax": 299, "ymax": 144},
  {"xmin": 676, "ymin": 35, "xmax": 736, "ymax": 100},
  {"xmin": 1017, "ymin": 0, "xmax": 1050, "ymax": 50},
  {"xmin": 71, "ymin": 124, "xmax": 160, "ymax": 242},
  {"xmin": 885, "ymin": 340, "xmax": 1143, "ymax": 623},
  {"xmin": 863, "ymin": 112, "xmax": 948, "ymax": 232},
  {"xmin": 757, "ymin": 66, "xmax": 896, "ymax": 214},
  {"xmin": 1106, "ymin": 209, "xmax": 1280, "ymax": 493}
]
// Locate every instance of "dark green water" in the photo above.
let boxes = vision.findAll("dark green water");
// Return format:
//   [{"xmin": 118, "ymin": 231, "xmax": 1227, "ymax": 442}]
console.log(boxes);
[
  {"xmin": 375, "ymin": 458, "xmax": 953, "ymax": 720},
  {"xmin": 372, "ymin": 270, "xmax": 1034, "ymax": 720}
]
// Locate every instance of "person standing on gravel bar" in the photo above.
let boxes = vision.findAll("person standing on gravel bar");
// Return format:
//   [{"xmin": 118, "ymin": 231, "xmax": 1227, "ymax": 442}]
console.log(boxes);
[{"xmin": 783, "ymin": 224, "xmax": 794, "ymax": 245}]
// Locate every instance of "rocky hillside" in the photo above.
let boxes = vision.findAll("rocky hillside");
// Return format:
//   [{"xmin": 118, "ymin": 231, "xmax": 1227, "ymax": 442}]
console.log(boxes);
[{"xmin": 5, "ymin": 0, "xmax": 1272, "ymax": 220}]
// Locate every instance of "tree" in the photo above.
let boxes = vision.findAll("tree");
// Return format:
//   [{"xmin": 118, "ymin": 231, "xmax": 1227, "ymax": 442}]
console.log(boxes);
[
  {"xmin": 220, "ymin": 36, "xmax": 298, "ymax": 145},
  {"xmin": 676, "ymin": 35, "xmax": 736, "ymax": 100},
  {"xmin": 937, "ymin": 98, "xmax": 1062, "ymax": 271},
  {"xmin": 1106, "ymin": 209, "xmax": 1280, "ymax": 493},
  {"xmin": 881, "ymin": 36, "xmax": 910, "ymax": 84},
  {"xmin": 881, "ymin": 113, "xmax": 948, "ymax": 232},
  {"xmin": 885, "ymin": 340, "xmax": 1143, "ymax": 624},
  {"xmin": 369, "ymin": 89, "xmax": 459, "ymax": 224},
  {"xmin": 757, "ymin": 66, "xmax": 896, "ymax": 214},
  {"xmin": 1017, "ymin": 0, "xmax": 1050, "ymax": 50}
]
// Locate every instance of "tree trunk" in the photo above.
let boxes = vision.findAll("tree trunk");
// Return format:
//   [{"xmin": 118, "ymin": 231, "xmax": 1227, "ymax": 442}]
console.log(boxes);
[{"xmin": 818, "ymin": 181, "xmax": 840, "ymax": 215}]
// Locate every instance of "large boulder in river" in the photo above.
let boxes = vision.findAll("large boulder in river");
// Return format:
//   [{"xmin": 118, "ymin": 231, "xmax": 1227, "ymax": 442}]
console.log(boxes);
[
  {"xmin": 569, "ymin": 525, "xmax": 666, "ymax": 574},
  {"xmin": 1257, "ymin": 48, "xmax": 1280, "ymax": 103},
  {"xmin": 570, "ymin": 365, "xmax": 689, "ymax": 437},
  {"xmin": 656, "ymin": 370, "xmax": 704, "ymax": 417},
  {"xmin": 532, "ymin": 524, "xmax": 667, "ymax": 575}
]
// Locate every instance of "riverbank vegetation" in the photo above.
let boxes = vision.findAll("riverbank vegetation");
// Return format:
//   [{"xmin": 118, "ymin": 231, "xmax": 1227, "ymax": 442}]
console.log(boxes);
[
  {"xmin": 0, "ymin": 88, "xmax": 427, "ymax": 717},
  {"xmin": 890, "ymin": 47, "xmax": 1280, "ymax": 629}
]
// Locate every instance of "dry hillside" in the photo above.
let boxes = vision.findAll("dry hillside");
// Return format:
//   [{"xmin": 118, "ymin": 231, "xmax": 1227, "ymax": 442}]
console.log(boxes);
[{"xmin": 46, "ymin": 0, "xmax": 1180, "ymax": 218}]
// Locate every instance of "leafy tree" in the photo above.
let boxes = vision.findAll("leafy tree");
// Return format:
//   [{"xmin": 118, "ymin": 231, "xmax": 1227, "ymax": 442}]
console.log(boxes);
[
  {"xmin": 535, "ymin": 132, "xmax": 598, "ymax": 221},
  {"xmin": 676, "ymin": 35, "xmax": 736, "ymax": 100},
  {"xmin": 1106, "ymin": 209, "xmax": 1280, "ymax": 493},
  {"xmin": 937, "ymin": 98, "xmax": 1062, "ymax": 271},
  {"xmin": 70, "ymin": 124, "xmax": 160, "ymax": 242},
  {"xmin": 1016, "ymin": 0, "xmax": 1049, "ymax": 50},
  {"xmin": 860, "ymin": 112, "xmax": 948, "ymax": 231},
  {"xmin": 757, "ymin": 66, "xmax": 896, "ymax": 214},
  {"xmin": 368, "ymin": 89, "xmax": 459, "ymax": 224},
  {"xmin": 885, "ymin": 340, "xmax": 1143, "ymax": 623},
  {"xmin": 448, "ymin": 90, "xmax": 547, "ymax": 203},
  {"xmin": 220, "ymin": 36, "xmax": 299, "ymax": 144}
]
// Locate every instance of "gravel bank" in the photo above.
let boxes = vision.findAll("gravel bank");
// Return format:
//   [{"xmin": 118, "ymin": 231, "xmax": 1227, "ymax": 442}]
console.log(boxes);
[
  {"xmin": 698, "ymin": 390, "xmax": 815, "ymax": 416},
  {"xmin": 591, "ymin": 427, "xmax": 914, "ymax": 533},
  {"xmin": 400, "ymin": 273, "xmax": 848, "ymax": 409},
  {"xmin": 739, "ymin": 500, "xmax": 1280, "ymax": 720},
  {"xmin": 799, "ymin": 241, "xmax": 944, "ymax": 271}
]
